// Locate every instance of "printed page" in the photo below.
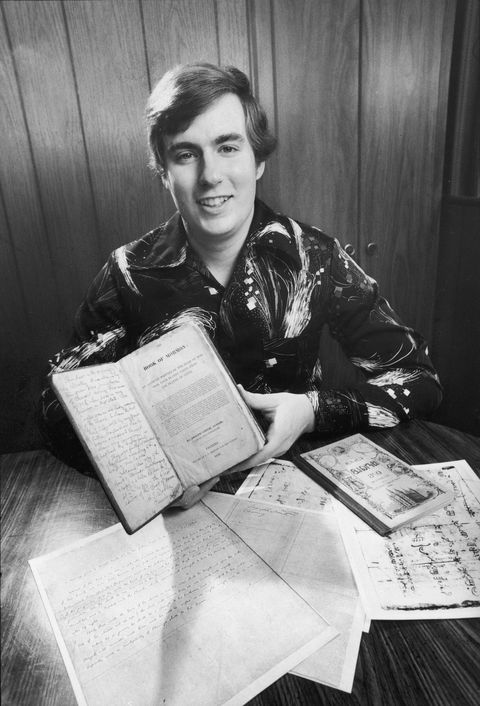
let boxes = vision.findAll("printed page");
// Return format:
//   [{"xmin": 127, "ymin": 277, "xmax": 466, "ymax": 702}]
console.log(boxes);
[
  {"xmin": 338, "ymin": 460, "xmax": 480, "ymax": 619},
  {"xmin": 30, "ymin": 503, "xmax": 330, "ymax": 706},
  {"xmin": 204, "ymin": 492, "xmax": 364, "ymax": 693},
  {"xmin": 52, "ymin": 365, "xmax": 182, "ymax": 531},
  {"xmin": 298, "ymin": 435, "xmax": 454, "ymax": 531},
  {"xmin": 120, "ymin": 325, "xmax": 263, "ymax": 487}
]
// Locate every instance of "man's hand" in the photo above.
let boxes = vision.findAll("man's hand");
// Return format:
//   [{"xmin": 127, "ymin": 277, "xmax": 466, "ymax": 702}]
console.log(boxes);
[
  {"xmin": 169, "ymin": 476, "xmax": 220, "ymax": 510},
  {"xmin": 227, "ymin": 386, "xmax": 315, "ymax": 473}
]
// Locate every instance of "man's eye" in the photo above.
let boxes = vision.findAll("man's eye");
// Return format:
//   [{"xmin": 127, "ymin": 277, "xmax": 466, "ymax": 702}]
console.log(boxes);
[
  {"xmin": 219, "ymin": 145, "xmax": 238, "ymax": 154},
  {"xmin": 176, "ymin": 151, "xmax": 196, "ymax": 162}
]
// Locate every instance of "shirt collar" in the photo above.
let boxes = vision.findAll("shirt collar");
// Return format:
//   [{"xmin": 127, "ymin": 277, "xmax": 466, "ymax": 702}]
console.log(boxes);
[
  {"xmin": 136, "ymin": 199, "xmax": 304, "ymax": 271},
  {"xmin": 246, "ymin": 200, "xmax": 304, "ymax": 270}
]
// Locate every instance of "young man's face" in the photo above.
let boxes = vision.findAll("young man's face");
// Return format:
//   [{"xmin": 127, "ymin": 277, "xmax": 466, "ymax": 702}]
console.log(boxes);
[{"xmin": 161, "ymin": 93, "xmax": 265, "ymax": 246}]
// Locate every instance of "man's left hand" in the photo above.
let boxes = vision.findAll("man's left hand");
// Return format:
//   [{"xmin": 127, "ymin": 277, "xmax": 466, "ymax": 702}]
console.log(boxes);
[{"xmin": 227, "ymin": 386, "xmax": 315, "ymax": 473}]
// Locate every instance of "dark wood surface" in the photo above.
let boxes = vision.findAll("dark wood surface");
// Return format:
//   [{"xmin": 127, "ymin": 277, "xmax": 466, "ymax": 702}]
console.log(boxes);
[{"xmin": 1, "ymin": 420, "xmax": 479, "ymax": 706}]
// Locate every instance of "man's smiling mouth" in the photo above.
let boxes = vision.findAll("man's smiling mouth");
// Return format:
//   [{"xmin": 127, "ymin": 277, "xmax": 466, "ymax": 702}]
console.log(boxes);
[{"xmin": 197, "ymin": 196, "xmax": 232, "ymax": 207}]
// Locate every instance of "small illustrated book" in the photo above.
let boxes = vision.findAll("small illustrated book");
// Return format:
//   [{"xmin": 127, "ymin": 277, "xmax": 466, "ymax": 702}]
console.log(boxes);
[{"xmin": 294, "ymin": 434, "xmax": 454, "ymax": 534}]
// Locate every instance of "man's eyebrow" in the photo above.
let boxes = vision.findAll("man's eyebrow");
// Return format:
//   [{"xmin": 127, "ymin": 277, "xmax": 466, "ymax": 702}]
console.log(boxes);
[
  {"xmin": 167, "ymin": 141, "xmax": 196, "ymax": 154},
  {"xmin": 214, "ymin": 133, "xmax": 245, "ymax": 145},
  {"xmin": 167, "ymin": 133, "xmax": 245, "ymax": 154}
]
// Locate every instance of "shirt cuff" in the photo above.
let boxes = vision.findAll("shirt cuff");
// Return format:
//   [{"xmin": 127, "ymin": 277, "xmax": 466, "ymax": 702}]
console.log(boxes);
[{"xmin": 305, "ymin": 389, "xmax": 369, "ymax": 434}]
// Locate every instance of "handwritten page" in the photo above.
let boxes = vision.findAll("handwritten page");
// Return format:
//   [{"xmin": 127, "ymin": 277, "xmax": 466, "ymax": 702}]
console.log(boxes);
[
  {"xmin": 52, "ymin": 364, "xmax": 181, "ymax": 529},
  {"xmin": 338, "ymin": 460, "xmax": 480, "ymax": 619},
  {"xmin": 236, "ymin": 459, "xmax": 336, "ymax": 512},
  {"xmin": 30, "ymin": 503, "xmax": 331, "ymax": 706},
  {"xmin": 204, "ymin": 492, "xmax": 364, "ymax": 693},
  {"xmin": 121, "ymin": 325, "xmax": 263, "ymax": 487}
]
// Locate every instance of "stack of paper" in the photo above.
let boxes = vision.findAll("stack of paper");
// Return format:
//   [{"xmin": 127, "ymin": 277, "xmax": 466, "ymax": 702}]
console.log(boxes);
[{"xmin": 30, "ymin": 456, "xmax": 480, "ymax": 704}]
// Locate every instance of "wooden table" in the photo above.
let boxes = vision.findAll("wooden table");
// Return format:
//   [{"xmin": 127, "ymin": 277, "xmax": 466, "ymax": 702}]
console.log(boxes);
[{"xmin": 1, "ymin": 420, "xmax": 480, "ymax": 705}]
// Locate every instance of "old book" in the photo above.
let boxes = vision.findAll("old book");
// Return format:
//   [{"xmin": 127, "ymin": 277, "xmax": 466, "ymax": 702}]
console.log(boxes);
[
  {"xmin": 51, "ymin": 323, "xmax": 265, "ymax": 533},
  {"xmin": 294, "ymin": 434, "xmax": 454, "ymax": 535}
]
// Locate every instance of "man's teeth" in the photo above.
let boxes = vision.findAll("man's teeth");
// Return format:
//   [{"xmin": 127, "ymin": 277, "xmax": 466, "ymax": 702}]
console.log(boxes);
[{"xmin": 199, "ymin": 196, "xmax": 230, "ymax": 207}]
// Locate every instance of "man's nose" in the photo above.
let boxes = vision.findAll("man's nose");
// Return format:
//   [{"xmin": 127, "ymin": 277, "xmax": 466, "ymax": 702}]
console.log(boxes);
[{"xmin": 198, "ymin": 153, "xmax": 223, "ymax": 186}]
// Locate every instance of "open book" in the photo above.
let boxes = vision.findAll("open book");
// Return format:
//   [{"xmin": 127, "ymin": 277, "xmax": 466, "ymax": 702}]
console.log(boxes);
[
  {"xmin": 51, "ymin": 323, "xmax": 265, "ymax": 532},
  {"xmin": 294, "ymin": 434, "xmax": 454, "ymax": 535}
]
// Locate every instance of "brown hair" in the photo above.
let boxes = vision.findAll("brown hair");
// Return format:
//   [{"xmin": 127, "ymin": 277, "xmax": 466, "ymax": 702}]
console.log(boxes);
[{"xmin": 147, "ymin": 62, "xmax": 276, "ymax": 173}]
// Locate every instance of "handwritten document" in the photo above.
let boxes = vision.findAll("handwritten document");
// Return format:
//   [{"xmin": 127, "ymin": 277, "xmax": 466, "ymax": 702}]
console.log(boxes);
[
  {"xmin": 30, "ymin": 503, "xmax": 331, "ymax": 706},
  {"xmin": 236, "ymin": 459, "xmax": 336, "ymax": 512},
  {"xmin": 52, "ymin": 364, "xmax": 181, "ymax": 523},
  {"xmin": 339, "ymin": 461, "xmax": 480, "ymax": 619},
  {"xmin": 205, "ymin": 491, "xmax": 364, "ymax": 693}
]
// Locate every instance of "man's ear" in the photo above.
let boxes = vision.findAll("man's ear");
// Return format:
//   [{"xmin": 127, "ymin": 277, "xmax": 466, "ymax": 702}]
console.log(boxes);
[
  {"xmin": 160, "ymin": 169, "xmax": 170, "ymax": 190},
  {"xmin": 256, "ymin": 161, "xmax": 265, "ymax": 180}
]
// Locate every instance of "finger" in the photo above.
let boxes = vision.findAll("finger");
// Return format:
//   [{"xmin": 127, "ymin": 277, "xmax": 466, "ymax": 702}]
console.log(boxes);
[
  {"xmin": 238, "ymin": 385, "xmax": 275, "ymax": 412},
  {"xmin": 182, "ymin": 476, "xmax": 220, "ymax": 508},
  {"xmin": 171, "ymin": 476, "xmax": 219, "ymax": 510},
  {"xmin": 224, "ymin": 441, "xmax": 279, "ymax": 474},
  {"xmin": 169, "ymin": 485, "xmax": 200, "ymax": 509}
]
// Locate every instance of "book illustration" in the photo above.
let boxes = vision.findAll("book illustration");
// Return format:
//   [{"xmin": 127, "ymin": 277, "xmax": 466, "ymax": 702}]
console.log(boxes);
[{"xmin": 305, "ymin": 437, "xmax": 448, "ymax": 522}]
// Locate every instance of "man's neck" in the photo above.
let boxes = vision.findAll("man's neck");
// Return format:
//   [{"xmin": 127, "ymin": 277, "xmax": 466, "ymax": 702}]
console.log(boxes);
[{"xmin": 184, "ymin": 216, "xmax": 254, "ymax": 287}]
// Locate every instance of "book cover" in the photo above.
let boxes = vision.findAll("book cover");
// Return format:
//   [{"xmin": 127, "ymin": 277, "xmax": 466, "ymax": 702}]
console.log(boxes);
[{"xmin": 294, "ymin": 434, "xmax": 455, "ymax": 534}]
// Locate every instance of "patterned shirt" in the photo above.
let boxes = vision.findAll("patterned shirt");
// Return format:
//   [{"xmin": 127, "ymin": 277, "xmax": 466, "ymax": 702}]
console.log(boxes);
[{"xmin": 40, "ymin": 199, "xmax": 442, "ymax": 474}]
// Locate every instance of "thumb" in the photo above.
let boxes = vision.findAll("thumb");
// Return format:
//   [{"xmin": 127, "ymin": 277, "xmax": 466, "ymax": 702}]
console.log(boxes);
[{"xmin": 238, "ymin": 385, "xmax": 272, "ymax": 412}]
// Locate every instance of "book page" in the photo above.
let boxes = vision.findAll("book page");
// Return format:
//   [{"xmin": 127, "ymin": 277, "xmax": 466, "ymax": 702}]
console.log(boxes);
[
  {"xmin": 298, "ymin": 434, "xmax": 454, "ymax": 531},
  {"xmin": 204, "ymin": 492, "xmax": 364, "ymax": 693},
  {"xmin": 339, "ymin": 460, "xmax": 480, "ymax": 619},
  {"xmin": 29, "ymin": 504, "xmax": 330, "ymax": 706},
  {"xmin": 52, "ymin": 365, "xmax": 182, "ymax": 531},
  {"xmin": 120, "ymin": 325, "xmax": 263, "ymax": 487}
]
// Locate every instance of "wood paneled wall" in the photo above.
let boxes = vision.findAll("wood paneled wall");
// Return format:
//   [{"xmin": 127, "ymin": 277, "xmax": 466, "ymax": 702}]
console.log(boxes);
[{"xmin": 0, "ymin": 0, "xmax": 455, "ymax": 451}]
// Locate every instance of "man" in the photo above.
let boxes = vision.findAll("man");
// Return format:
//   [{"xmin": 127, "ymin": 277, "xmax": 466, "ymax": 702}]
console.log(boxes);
[{"xmin": 40, "ymin": 63, "xmax": 442, "ymax": 507}]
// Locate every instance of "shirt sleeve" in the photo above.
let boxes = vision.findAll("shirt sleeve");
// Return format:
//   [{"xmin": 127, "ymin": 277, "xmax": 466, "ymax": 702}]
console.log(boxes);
[
  {"xmin": 38, "ymin": 253, "xmax": 129, "ymax": 474},
  {"xmin": 307, "ymin": 239, "xmax": 442, "ymax": 434}
]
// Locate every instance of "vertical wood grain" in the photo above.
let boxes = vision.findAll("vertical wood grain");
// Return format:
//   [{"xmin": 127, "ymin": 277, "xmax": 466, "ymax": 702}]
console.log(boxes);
[
  {"xmin": 63, "ymin": 0, "xmax": 163, "ymax": 259},
  {"xmin": 247, "ymin": 0, "xmax": 280, "ymax": 207},
  {"xmin": 0, "ymin": 192, "xmax": 29, "ymax": 354},
  {"xmin": 142, "ymin": 0, "xmax": 218, "ymax": 84},
  {"xmin": 2, "ymin": 0, "xmax": 101, "ymax": 319},
  {"xmin": 270, "ymin": 0, "xmax": 359, "ymax": 243},
  {"xmin": 0, "ymin": 6, "xmax": 62, "ymax": 347},
  {"xmin": 360, "ymin": 0, "xmax": 456, "ymax": 338},
  {"xmin": 216, "ymin": 0, "xmax": 250, "ymax": 73}
]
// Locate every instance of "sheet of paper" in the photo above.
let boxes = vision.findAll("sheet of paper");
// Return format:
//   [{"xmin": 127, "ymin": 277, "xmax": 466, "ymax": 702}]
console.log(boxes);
[
  {"xmin": 338, "ymin": 460, "xmax": 480, "ymax": 619},
  {"xmin": 30, "ymin": 503, "xmax": 331, "ymax": 706},
  {"xmin": 204, "ymin": 492, "xmax": 364, "ymax": 693},
  {"xmin": 235, "ymin": 458, "xmax": 371, "ymax": 634},
  {"xmin": 236, "ymin": 459, "xmax": 337, "ymax": 512}
]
